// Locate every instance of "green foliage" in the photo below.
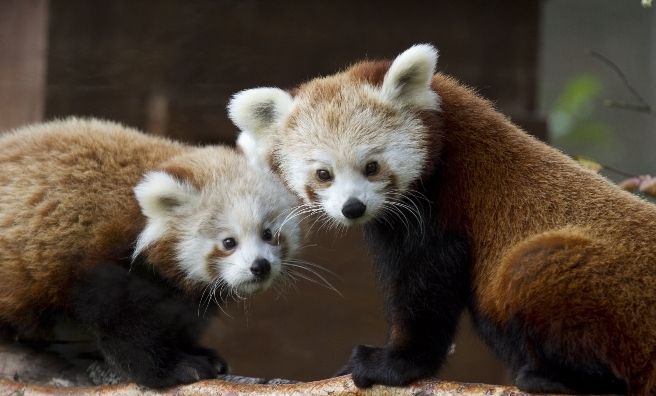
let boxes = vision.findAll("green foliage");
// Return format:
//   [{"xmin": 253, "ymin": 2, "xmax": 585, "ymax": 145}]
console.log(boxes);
[
  {"xmin": 558, "ymin": 119, "xmax": 612, "ymax": 145},
  {"xmin": 550, "ymin": 75, "xmax": 609, "ymax": 142},
  {"xmin": 548, "ymin": 74, "xmax": 615, "ymax": 159},
  {"xmin": 555, "ymin": 74, "xmax": 601, "ymax": 116}
]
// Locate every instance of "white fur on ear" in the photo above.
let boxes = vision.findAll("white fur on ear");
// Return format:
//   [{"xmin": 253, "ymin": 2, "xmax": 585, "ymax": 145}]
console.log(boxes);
[
  {"xmin": 379, "ymin": 44, "xmax": 440, "ymax": 110},
  {"xmin": 236, "ymin": 130, "xmax": 270, "ymax": 171},
  {"xmin": 227, "ymin": 87, "xmax": 293, "ymax": 137},
  {"xmin": 132, "ymin": 171, "xmax": 200, "ymax": 260},
  {"xmin": 134, "ymin": 171, "xmax": 199, "ymax": 219},
  {"xmin": 228, "ymin": 88, "xmax": 293, "ymax": 169}
]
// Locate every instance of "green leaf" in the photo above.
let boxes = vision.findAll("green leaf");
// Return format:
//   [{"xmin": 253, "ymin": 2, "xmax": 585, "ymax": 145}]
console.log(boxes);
[
  {"xmin": 574, "ymin": 156, "xmax": 603, "ymax": 172},
  {"xmin": 559, "ymin": 120, "xmax": 612, "ymax": 146},
  {"xmin": 554, "ymin": 74, "xmax": 602, "ymax": 115}
]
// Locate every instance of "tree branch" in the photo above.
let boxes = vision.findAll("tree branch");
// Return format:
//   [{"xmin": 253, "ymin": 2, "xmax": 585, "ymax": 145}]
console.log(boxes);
[
  {"xmin": 0, "ymin": 341, "xmax": 562, "ymax": 396},
  {"xmin": 586, "ymin": 49, "xmax": 656, "ymax": 116},
  {"xmin": 603, "ymin": 100, "xmax": 656, "ymax": 116},
  {"xmin": 0, "ymin": 377, "xmax": 566, "ymax": 396}
]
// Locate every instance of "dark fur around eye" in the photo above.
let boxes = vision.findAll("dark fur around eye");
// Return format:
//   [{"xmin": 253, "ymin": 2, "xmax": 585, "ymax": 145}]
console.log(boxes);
[
  {"xmin": 262, "ymin": 229, "xmax": 273, "ymax": 241},
  {"xmin": 223, "ymin": 238, "xmax": 237, "ymax": 250},
  {"xmin": 316, "ymin": 169, "xmax": 332, "ymax": 182},
  {"xmin": 365, "ymin": 161, "xmax": 379, "ymax": 176}
]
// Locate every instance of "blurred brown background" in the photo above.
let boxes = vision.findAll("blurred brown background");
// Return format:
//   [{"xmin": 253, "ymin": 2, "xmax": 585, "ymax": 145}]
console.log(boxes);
[{"xmin": 1, "ymin": 0, "xmax": 551, "ymax": 385}]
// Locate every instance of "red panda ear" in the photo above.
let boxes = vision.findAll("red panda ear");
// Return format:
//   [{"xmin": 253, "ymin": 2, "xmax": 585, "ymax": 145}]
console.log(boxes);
[
  {"xmin": 133, "ymin": 171, "xmax": 200, "ymax": 220},
  {"xmin": 379, "ymin": 44, "xmax": 440, "ymax": 111},
  {"xmin": 236, "ymin": 130, "xmax": 268, "ymax": 170},
  {"xmin": 228, "ymin": 87, "xmax": 293, "ymax": 137},
  {"xmin": 228, "ymin": 88, "xmax": 293, "ymax": 169}
]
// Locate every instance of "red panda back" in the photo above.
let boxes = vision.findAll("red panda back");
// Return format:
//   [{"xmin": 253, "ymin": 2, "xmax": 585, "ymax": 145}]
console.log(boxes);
[
  {"xmin": 227, "ymin": 44, "xmax": 656, "ymax": 393},
  {"xmin": 430, "ymin": 73, "xmax": 656, "ymax": 393},
  {"xmin": 0, "ymin": 118, "xmax": 187, "ymax": 333}
]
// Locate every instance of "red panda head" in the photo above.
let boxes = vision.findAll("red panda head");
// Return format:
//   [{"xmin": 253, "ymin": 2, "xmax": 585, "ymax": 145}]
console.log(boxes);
[
  {"xmin": 228, "ymin": 44, "xmax": 440, "ymax": 226},
  {"xmin": 132, "ymin": 146, "xmax": 302, "ymax": 296}
]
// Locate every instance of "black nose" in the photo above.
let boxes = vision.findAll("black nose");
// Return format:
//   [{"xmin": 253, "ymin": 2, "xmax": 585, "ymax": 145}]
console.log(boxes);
[
  {"xmin": 341, "ymin": 197, "xmax": 367, "ymax": 219},
  {"xmin": 250, "ymin": 258, "xmax": 271, "ymax": 278}
]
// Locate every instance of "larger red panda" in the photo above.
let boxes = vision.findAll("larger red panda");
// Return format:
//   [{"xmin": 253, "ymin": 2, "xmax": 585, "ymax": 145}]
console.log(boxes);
[
  {"xmin": 0, "ymin": 118, "xmax": 302, "ymax": 388},
  {"xmin": 227, "ymin": 45, "xmax": 656, "ymax": 395}
]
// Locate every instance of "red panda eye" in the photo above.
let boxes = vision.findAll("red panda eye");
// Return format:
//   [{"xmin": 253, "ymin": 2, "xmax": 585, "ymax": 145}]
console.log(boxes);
[
  {"xmin": 262, "ymin": 229, "xmax": 273, "ymax": 241},
  {"xmin": 316, "ymin": 169, "xmax": 332, "ymax": 182},
  {"xmin": 223, "ymin": 238, "xmax": 237, "ymax": 250},
  {"xmin": 365, "ymin": 161, "xmax": 379, "ymax": 176}
]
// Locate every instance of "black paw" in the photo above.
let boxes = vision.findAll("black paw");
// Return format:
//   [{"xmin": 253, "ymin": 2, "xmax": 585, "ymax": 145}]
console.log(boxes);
[
  {"xmin": 514, "ymin": 364, "xmax": 627, "ymax": 395},
  {"xmin": 333, "ymin": 364, "xmax": 352, "ymax": 377},
  {"xmin": 515, "ymin": 365, "xmax": 575, "ymax": 394},
  {"xmin": 191, "ymin": 347, "xmax": 229, "ymax": 375},
  {"xmin": 348, "ymin": 345, "xmax": 428, "ymax": 388},
  {"xmin": 138, "ymin": 349, "xmax": 228, "ymax": 388},
  {"xmin": 170, "ymin": 354, "xmax": 219, "ymax": 385}
]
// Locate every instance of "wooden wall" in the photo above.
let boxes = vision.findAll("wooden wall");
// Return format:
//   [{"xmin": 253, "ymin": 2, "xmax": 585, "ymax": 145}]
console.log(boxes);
[
  {"xmin": 4, "ymin": 0, "xmax": 546, "ymax": 385},
  {"xmin": 44, "ymin": 0, "xmax": 544, "ymax": 143},
  {"xmin": 0, "ymin": 0, "xmax": 49, "ymax": 132}
]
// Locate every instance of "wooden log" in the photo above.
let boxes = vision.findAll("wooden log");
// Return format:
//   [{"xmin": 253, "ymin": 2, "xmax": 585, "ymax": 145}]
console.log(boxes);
[
  {"xmin": 0, "ymin": 341, "xmax": 563, "ymax": 395},
  {"xmin": 0, "ymin": 377, "xmax": 554, "ymax": 396}
]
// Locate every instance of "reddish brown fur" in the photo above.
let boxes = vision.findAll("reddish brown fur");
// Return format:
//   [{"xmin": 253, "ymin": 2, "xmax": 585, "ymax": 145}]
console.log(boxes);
[
  {"xmin": 0, "ymin": 118, "xmax": 253, "ymax": 336},
  {"xmin": 348, "ymin": 60, "xmax": 392, "ymax": 86},
  {"xmin": 0, "ymin": 119, "xmax": 192, "ymax": 334},
  {"xmin": 276, "ymin": 57, "xmax": 656, "ymax": 393},
  {"xmin": 229, "ymin": 49, "xmax": 656, "ymax": 392},
  {"xmin": 160, "ymin": 163, "xmax": 204, "ymax": 190},
  {"xmin": 305, "ymin": 185, "xmax": 319, "ymax": 204},
  {"xmin": 0, "ymin": 117, "xmax": 305, "ymax": 388},
  {"xmin": 420, "ymin": 73, "xmax": 656, "ymax": 393},
  {"xmin": 142, "ymin": 234, "xmax": 193, "ymax": 291}
]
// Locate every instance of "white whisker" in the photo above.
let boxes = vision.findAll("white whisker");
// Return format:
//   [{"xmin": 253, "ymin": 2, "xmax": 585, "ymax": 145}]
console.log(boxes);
[
  {"xmin": 285, "ymin": 268, "xmax": 343, "ymax": 297},
  {"xmin": 278, "ymin": 256, "xmax": 343, "ymax": 296}
]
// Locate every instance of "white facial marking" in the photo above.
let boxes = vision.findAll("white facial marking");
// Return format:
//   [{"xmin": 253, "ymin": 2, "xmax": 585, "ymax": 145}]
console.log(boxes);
[
  {"xmin": 320, "ymin": 166, "xmax": 376, "ymax": 225},
  {"xmin": 274, "ymin": 45, "xmax": 441, "ymax": 226},
  {"xmin": 133, "ymin": 148, "xmax": 301, "ymax": 296},
  {"xmin": 177, "ymin": 235, "xmax": 216, "ymax": 283},
  {"xmin": 225, "ymin": 45, "xmax": 441, "ymax": 229},
  {"xmin": 216, "ymin": 234, "xmax": 281, "ymax": 295},
  {"xmin": 133, "ymin": 171, "xmax": 200, "ymax": 260},
  {"xmin": 190, "ymin": 186, "xmax": 300, "ymax": 295}
]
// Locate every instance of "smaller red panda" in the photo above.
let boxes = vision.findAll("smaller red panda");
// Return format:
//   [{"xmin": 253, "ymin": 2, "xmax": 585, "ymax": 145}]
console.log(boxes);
[
  {"xmin": 0, "ymin": 118, "xmax": 302, "ymax": 388},
  {"xmin": 227, "ymin": 45, "xmax": 656, "ymax": 395}
]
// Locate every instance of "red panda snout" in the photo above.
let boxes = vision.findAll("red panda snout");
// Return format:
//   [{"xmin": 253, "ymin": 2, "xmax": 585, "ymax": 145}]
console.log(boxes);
[
  {"xmin": 250, "ymin": 257, "xmax": 271, "ymax": 279},
  {"xmin": 311, "ymin": 168, "xmax": 395, "ymax": 227},
  {"xmin": 213, "ymin": 228, "xmax": 291, "ymax": 296},
  {"xmin": 342, "ymin": 197, "xmax": 367, "ymax": 219}
]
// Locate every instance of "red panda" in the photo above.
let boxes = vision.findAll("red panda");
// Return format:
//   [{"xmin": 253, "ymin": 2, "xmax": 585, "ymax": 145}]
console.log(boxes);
[
  {"xmin": 227, "ymin": 45, "xmax": 656, "ymax": 395},
  {"xmin": 0, "ymin": 117, "xmax": 302, "ymax": 388}
]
